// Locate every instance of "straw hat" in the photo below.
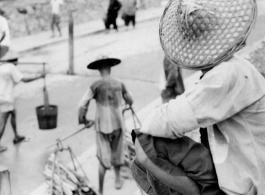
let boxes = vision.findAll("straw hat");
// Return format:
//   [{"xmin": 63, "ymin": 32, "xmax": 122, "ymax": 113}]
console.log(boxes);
[
  {"xmin": 159, "ymin": 0, "xmax": 257, "ymax": 70},
  {"xmin": 87, "ymin": 55, "xmax": 121, "ymax": 70}
]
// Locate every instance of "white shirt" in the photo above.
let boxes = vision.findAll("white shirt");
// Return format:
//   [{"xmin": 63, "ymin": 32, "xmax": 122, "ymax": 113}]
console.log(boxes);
[
  {"xmin": 0, "ymin": 63, "xmax": 23, "ymax": 112},
  {"xmin": 0, "ymin": 15, "xmax": 10, "ymax": 47},
  {"xmin": 51, "ymin": 0, "xmax": 63, "ymax": 14},
  {"xmin": 140, "ymin": 56, "xmax": 265, "ymax": 195}
]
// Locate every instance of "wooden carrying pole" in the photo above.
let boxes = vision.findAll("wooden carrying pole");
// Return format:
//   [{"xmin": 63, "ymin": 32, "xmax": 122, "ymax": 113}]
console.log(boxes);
[
  {"xmin": 0, "ymin": 61, "xmax": 50, "ymax": 109},
  {"xmin": 47, "ymin": 120, "xmax": 94, "ymax": 149}
]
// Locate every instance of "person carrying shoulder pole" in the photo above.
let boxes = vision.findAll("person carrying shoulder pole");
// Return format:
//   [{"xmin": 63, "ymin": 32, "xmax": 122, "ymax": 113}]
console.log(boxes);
[
  {"xmin": 78, "ymin": 56, "xmax": 133, "ymax": 195},
  {"xmin": 0, "ymin": 51, "xmax": 44, "ymax": 152},
  {"xmin": 0, "ymin": 9, "xmax": 44, "ymax": 152}
]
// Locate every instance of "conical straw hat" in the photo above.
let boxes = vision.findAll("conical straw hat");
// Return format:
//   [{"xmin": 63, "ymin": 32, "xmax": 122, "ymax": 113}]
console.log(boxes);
[
  {"xmin": 159, "ymin": 0, "xmax": 257, "ymax": 70},
  {"xmin": 87, "ymin": 55, "xmax": 121, "ymax": 70}
]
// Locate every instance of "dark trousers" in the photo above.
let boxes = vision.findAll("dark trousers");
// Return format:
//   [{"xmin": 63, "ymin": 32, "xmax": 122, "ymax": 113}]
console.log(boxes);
[
  {"xmin": 125, "ymin": 15, "xmax": 136, "ymax": 27},
  {"xmin": 51, "ymin": 14, "xmax": 61, "ymax": 35},
  {"xmin": 105, "ymin": 17, "xmax": 118, "ymax": 30}
]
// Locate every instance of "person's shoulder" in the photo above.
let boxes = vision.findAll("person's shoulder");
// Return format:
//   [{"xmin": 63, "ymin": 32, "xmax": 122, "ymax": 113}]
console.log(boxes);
[
  {"xmin": 110, "ymin": 76, "xmax": 122, "ymax": 83},
  {"xmin": 208, "ymin": 56, "xmax": 261, "ymax": 86},
  {"xmin": 211, "ymin": 57, "xmax": 243, "ymax": 78},
  {"xmin": 111, "ymin": 77, "xmax": 126, "ymax": 87},
  {"xmin": 90, "ymin": 79, "xmax": 102, "ymax": 89}
]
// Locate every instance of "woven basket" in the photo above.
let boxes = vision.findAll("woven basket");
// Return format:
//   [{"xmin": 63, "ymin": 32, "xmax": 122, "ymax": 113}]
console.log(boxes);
[{"xmin": 159, "ymin": 0, "xmax": 257, "ymax": 70}]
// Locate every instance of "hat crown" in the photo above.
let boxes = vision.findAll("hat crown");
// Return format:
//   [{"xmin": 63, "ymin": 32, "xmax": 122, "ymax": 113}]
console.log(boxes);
[
  {"xmin": 96, "ymin": 55, "xmax": 109, "ymax": 61},
  {"xmin": 160, "ymin": 0, "xmax": 257, "ymax": 70}
]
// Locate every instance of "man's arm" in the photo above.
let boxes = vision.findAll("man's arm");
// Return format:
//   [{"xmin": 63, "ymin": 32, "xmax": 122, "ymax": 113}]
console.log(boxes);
[
  {"xmin": 22, "ymin": 74, "xmax": 44, "ymax": 83},
  {"xmin": 134, "ymin": 139, "xmax": 200, "ymax": 195},
  {"xmin": 140, "ymin": 59, "xmax": 265, "ymax": 138},
  {"xmin": 122, "ymin": 83, "xmax": 133, "ymax": 106},
  {"xmin": 78, "ymin": 89, "xmax": 94, "ymax": 124}
]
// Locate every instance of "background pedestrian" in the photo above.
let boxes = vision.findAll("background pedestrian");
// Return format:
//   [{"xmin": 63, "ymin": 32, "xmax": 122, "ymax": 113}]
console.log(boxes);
[
  {"xmin": 104, "ymin": 0, "xmax": 122, "ymax": 32},
  {"xmin": 121, "ymin": 0, "xmax": 140, "ymax": 30},
  {"xmin": 50, "ymin": 0, "xmax": 63, "ymax": 37}
]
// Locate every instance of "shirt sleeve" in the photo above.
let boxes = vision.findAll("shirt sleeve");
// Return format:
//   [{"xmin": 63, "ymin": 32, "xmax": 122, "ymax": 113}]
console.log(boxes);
[
  {"xmin": 78, "ymin": 89, "xmax": 94, "ymax": 124},
  {"xmin": 10, "ymin": 64, "xmax": 23, "ymax": 84},
  {"xmin": 140, "ymin": 59, "xmax": 265, "ymax": 138}
]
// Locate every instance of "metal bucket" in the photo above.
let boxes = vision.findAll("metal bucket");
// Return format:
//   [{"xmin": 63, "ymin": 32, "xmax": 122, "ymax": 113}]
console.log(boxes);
[{"xmin": 36, "ymin": 105, "xmax": 58, "ymax": 130}]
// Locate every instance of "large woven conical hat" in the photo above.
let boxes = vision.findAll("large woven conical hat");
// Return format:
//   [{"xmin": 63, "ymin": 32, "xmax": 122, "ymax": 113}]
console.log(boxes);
[{"xmin": 159, "ymin": 0, "xmax": 257, "ymax": 70}]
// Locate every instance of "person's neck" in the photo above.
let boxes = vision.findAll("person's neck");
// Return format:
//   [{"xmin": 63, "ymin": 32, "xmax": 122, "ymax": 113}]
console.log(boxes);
[{"xmin": 100, "ymin": 71, "xmax": 110, "ymax": 77}]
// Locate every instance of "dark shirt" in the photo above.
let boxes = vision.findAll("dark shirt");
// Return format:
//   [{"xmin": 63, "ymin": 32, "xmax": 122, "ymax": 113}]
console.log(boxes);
[
  {"xmin": 131, "ymin": 130, "xmax": 225, "ymax": 195},
  {"xmin": 107, "ymin": 0, "xmax": 122, "ymax": 18}
]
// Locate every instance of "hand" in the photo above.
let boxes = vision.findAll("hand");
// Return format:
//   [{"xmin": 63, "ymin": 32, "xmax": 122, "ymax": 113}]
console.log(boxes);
[
  {"xmin": 84, "ymin": 119, "xmax": 94, "ymax": 128},
  {"xmin": 38, "ymin": 73, "xmax": 45, "ymax": 79},
  {"xmin": 134, "ymin": 139, "xmax": 148, "ymax": 166}
]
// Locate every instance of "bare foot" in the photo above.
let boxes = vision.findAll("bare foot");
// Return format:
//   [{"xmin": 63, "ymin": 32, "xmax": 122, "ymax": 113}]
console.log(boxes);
[{"xmin": 115, "ymin": 178, "xmax": 123, "ymax": 189}]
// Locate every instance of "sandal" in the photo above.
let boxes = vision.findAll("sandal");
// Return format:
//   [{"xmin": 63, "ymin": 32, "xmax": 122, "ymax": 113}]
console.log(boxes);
[{"xmin": 13, "ymin": 136, "xmax": 25, "ymax": 144}]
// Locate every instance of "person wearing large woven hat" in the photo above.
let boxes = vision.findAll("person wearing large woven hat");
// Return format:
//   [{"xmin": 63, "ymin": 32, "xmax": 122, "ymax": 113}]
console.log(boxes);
[
  {"xmin": 0, "ymin": 51, "xmax": 44, "ymax": 152},
  {"xmin": 78, "ymin": 56, "xmax": 133, "ymax": 195},
  {"xmin": 133, "ymin": 0, "xmax": 265, "ymax": 195}
]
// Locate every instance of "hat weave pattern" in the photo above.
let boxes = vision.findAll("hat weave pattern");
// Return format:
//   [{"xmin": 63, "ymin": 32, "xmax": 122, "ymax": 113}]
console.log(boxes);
[{"xmin": 159, "ymin": 0, "xmax": 257, "ymax": 70}]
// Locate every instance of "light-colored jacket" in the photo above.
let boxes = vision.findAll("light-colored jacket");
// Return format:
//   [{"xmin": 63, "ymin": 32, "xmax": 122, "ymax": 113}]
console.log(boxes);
[
  {"xmin": 140, "ymin": 56, "xmax": 265, "ymax": 195},
  {"xmin": 122, "ymin": 0, "xmax": 140, "ymax": 16}
]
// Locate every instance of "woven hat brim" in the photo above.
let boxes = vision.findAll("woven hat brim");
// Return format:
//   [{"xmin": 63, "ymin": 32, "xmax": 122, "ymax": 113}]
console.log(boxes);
[
  {"xmin": 159, "ymin": 0, "xmax": 257, "ymax": 70},
  {"xmin": 87, "ymin": 58, "xmax": 121, "ymax": 69}
]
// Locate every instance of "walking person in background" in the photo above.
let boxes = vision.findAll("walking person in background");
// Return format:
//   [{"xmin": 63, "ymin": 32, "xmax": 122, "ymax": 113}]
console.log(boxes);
[
  {"xmin": 105, "ymin": 0, "xmax": 122, "ymax": 32},
  {"xmin": 160, "ymin": 56, "xmax": 185, "ymax": 103},
  {"xmin": 78, "ymin": 56, "xmax": 133, "ymax": 195},
  {"xmin": 50, "ymin": 0, "xmax": 63, "ymax": 37},
  {"xmin": 121, "ymin": 0, "xmax": 140, "ymax": 30},
  {"xmin": 0, "ymin": 51, "xmax": 44, "ymax": 153},
  {"xmin": 0, "ymin": 8, "xmax": 10, "ymax": 58}
]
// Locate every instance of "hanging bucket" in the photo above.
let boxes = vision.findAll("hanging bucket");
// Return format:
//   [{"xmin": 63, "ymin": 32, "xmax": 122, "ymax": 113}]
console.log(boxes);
[
  {"xmin": 36, "ymin": 62, "xmax": 58, "ymax": 130},
  {"xmin": 36, "ymin": 105, "xmax": 58, "ymax": 130}
]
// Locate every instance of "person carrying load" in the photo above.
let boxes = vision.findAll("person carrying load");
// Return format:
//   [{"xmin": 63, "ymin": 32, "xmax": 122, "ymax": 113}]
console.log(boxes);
[
  {"xmin": 132, "ymin": 0, "xmax": 265, "ymax": 194},
  {"xmin": 78, "ymin": 56, "xmax": 133, "ymax": 195}
]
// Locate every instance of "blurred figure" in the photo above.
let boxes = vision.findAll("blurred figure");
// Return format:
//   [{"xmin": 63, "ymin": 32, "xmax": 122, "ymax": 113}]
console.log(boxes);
[
  {"xmin": 78, "ymin": 56, "xmax": 133, "ymax": 195},
  {"xmin": 50, "ymin": 0, "xmax": 63, "ymax": 37},
  {"xmin": 160, "ymin": 56, "xmax": 185, "ymax": 103},
  {"xmin": 0, "ymin": 8, "xmax": 10, "ymax": 58},
  {"xmin": 0, "ymin": 52, "xmax": 44, "ymax": 153},
  {"xmin": 121, "ymin": 0, "xmax": 140, "ymax": 29},
  {"xmin": 105, "ymin": 0, "xmax": 122, "ymax": 32}
]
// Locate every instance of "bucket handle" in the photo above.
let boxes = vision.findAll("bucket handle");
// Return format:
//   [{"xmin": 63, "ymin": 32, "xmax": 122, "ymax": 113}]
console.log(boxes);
[{"xmin": 42, "ymin": 63, "xmax": 49, "ymax": 109}]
